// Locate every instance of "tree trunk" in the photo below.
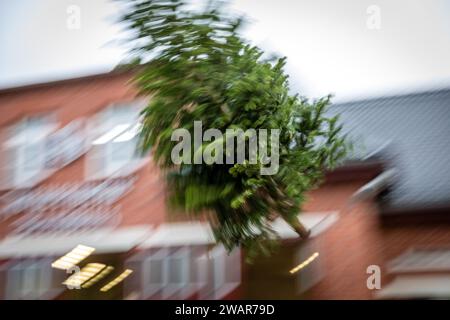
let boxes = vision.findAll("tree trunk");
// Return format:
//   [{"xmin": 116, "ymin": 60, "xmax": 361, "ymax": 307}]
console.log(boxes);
[{"xmin": 284, "ymin": 216, "xmax": 311, "ymax": 239}]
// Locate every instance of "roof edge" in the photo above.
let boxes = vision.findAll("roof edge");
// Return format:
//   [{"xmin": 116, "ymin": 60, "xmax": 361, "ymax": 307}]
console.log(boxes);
[
  {"xmin": 325, "ymin": 160, "xmax": 385, "ymax": 184},
  {"xmin": 332, "ymin": 85, "xmax": 450, "ymax": 107},
  {"xmin": 0, "ymin": 68, "xmax": 138, "ymax": 95}
]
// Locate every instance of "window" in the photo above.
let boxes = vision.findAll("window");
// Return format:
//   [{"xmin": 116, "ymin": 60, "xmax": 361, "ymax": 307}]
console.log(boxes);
[
  {"xmin": 2, "ymin": 115, "xmax": 55, "ymax": 188},
  {"xmin": 198, "ymin": 245, "xmax": 241, "ymax": 299},
  {"xmin": 141, "ymin": 248, "xmax": 189, "ymax": 299},
  {"xmin": 124, "ymin": 245, "xmax": 241, "ymax": 300},
  {"xmin": 88, "ymin": 101, "xmax": 146, "ymax": 178},
  {"xmin": 387, "ymin": 248, "xmax": 450, "ymax": 273},
  {"xmin": 126, "ymin": 246, "xmax": 205, "ymax": 300},
  {"xmin": 0, "ymin": 258, "xmax": 65, "ymax": 300}
]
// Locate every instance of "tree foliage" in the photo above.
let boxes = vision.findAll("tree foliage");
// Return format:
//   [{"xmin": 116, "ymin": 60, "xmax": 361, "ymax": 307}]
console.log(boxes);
[{"xmin": 121, "ymin": 0, "xmax": 347, "ymax": 257}]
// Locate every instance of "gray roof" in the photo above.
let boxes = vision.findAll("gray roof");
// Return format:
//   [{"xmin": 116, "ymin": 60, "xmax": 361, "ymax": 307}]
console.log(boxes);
[{"xmin": 329, "ymin": 89, "xmax": 450, "ymax": 211}]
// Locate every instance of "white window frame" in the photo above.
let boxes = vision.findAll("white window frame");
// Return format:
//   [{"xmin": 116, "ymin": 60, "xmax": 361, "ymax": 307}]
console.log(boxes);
[
  {"xmin": 1, "ymin": 258, "xmax": 64, "ymax": 300},
  {"xmin": 139, "ymin": 247, "xmax": 191, "ymax": 299},
  {"xmin": 126, "ymin": 246, "xmax": 214, "ymax": 300},
  {"xmin": 198, "ymin": 245, "xmax": 241, "ymax": 300},
  {"xmin": 87, "ymin": 100, "xmax": 147, "ymax": 180},
  {"xmin": 3, "ymin": 116, "xmax": 56, "ymax": 188}
]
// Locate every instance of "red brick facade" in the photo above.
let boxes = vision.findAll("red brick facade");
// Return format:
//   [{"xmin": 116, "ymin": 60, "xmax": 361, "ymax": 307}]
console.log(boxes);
[{"xmin": 1, "ymin": 71, "xmax": 449, "ymax": 300}]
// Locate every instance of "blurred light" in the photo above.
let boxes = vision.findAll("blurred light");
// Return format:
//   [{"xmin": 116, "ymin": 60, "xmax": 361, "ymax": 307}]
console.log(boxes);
[
  {"xmin": 51, "ymin": 244, "xmax": 95, "ymax": 270},
  {"xmin": 63, "ymin": 263, "xmax": 106, "ymax": 288},
  {"xmin": 100, "ymin": 269, "xmax": 133, "ymax": 292},
  {"xmin": 82, "ymin": 266, "xmax": 114, "ymax": 289},
  {"xmin": 92, "ymin": 124, "xmax": 130, "ymax": 145},
  {"xmin": 113, "ymin": 123, "xmax": 141, "ymax": 142},
  {"xmin": 289, "ymin": 252, "xmax": 319, "ymax": 274}
]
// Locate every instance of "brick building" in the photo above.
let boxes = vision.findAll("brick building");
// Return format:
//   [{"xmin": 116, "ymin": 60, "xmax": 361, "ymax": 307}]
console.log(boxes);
[{"xmin": 0, "ymin": 70, "xmax": 449, "ymax": 299}]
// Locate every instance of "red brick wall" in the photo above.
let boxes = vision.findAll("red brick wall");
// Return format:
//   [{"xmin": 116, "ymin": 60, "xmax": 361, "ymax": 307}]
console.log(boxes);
[
  {"xmin": 2, "ymin": 73, "xmax": 450, "ymax": 300},
  {"xmin": 303, "ymin": 180, "xmax": 450, "ymax": 299},
  {"xmin": 0, "ymin": 71, "xmax": 168, "ymax": 238}
]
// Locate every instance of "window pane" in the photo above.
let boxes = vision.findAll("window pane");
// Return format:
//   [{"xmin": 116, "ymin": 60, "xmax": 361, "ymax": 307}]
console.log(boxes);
[
  {"xmin": 23, "ymin": 143, "xmax": 42, "ymax": 170},
  {"xmin": 149, "ymin": 260, "xmax": 163, "ymax": 284},
  {"xmin": 21, "ymin": 264, "xmax": 38, "ymax": 298},
  {"xmin": 111, "ymin": 141, "xmax": 135, "ymax": 163},
  {"xmin": 168, "ymin": 258, "xmax": 183, "ymax": 284},
  {"xmin": 6, "ymin": 267, "xmax": 22, "ymax": 300}
]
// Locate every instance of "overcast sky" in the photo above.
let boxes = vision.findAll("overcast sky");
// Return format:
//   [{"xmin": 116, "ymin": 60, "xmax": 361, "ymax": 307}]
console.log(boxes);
[{"xmin": 1, "ymin": 0, "xmax": 450, "ymax": 101}]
